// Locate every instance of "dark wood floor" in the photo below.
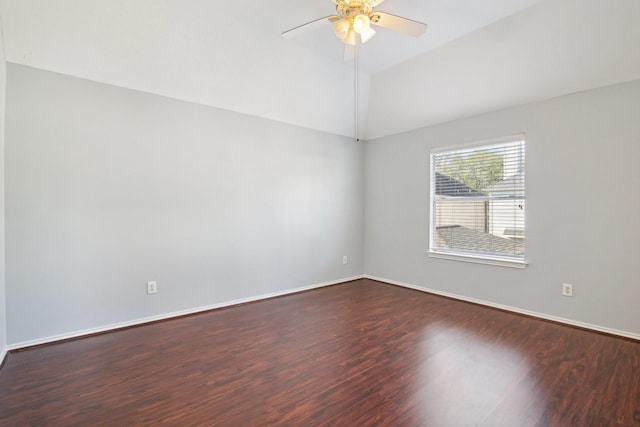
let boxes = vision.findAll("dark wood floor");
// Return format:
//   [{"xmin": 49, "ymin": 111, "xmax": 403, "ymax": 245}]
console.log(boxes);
[{"xmin": 0, "ymin": 279, "xmax": 638, "ymax": 426}]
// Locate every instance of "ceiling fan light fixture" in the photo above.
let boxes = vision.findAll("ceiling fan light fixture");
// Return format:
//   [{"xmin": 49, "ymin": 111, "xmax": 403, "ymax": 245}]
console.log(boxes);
[
  {"xmin": 333, "ymin": 19, "xmax": 351, "ymax": 40},
  {"xmin": 359, "ymin": 26, "xmax": 376, "ymax": 43},
  {"xmin": 353, "ymin": 14, "xmax": 371, "ymax": 34}
]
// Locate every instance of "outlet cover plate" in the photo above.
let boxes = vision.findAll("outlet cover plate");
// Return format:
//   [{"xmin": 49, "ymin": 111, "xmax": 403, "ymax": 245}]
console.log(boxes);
[{"xmin": 147, "ymin": 281, "xmax": 157, "ymax": 294}]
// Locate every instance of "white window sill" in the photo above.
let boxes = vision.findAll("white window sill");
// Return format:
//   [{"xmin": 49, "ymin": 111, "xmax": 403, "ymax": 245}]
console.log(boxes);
[{"xmin": 428, "ymin": 250, "xmax": 528, "ymax": 269}]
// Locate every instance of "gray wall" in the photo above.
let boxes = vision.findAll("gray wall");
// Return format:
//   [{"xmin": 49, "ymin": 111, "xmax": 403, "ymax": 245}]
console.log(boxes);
[
  {"xmin": 0, "ymin": 26, "xmax": 6, "ymax": 359},
  {"xmin": 5, "ymin": 64, "xmax": 364, "ymax": 345},
  {"xmin": 364, "ymin": 79, "xmax": 640, "ymax": 336},
  {"xmin": 5, "ymin": 62, "xmax": 639, "ymax": 346}
]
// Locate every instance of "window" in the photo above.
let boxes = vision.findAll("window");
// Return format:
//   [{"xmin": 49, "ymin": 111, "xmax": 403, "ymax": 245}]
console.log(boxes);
[{"xmin": 429, "ymin": 135, "xmax": 526, "ymax": 268}]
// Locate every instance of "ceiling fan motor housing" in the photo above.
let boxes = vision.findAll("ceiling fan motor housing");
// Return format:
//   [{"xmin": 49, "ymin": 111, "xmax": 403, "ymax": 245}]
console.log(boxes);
[{"xmin": 334, "ymin": 0, "xmax": 376, "ymax": 19}]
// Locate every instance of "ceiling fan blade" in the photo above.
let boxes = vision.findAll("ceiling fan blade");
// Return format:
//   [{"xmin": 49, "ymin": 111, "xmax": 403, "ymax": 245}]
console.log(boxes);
[
  {"xmin": 282, "ymin": 16, "xmax": 336, "ymax": 39},
  {"xmin": 371, "ymin": 12, "xmax": 427, "ymax": 37}
]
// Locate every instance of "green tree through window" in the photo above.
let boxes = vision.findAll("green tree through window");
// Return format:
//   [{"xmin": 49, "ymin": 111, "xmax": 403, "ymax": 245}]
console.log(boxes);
[{"xmin": 437, "ymin": 150, "xmax": 503, "ymax": 192}]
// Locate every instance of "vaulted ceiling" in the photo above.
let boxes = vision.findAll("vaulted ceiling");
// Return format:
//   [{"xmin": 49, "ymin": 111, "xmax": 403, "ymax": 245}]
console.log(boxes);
[{"xmin": 1, "ymin": 0, "xmax": 639, "ymax": 139}]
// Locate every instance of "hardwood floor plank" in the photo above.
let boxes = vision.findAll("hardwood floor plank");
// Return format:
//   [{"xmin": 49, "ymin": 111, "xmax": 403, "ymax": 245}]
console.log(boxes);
[{"xmin": 0, "ymin": 279, "xmax": 638, "ymax": 426}]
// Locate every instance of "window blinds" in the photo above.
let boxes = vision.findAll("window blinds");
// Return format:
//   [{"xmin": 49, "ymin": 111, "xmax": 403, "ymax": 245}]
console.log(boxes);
[{"xmin": 430, "ymin": 136, "xmax": 525, "ymax": 260}]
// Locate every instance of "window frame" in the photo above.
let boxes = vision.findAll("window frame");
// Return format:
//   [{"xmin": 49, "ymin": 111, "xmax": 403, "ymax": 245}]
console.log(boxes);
[{"xmin": 428, "ymin": 134, "xmax": 528, "ymax": 269}]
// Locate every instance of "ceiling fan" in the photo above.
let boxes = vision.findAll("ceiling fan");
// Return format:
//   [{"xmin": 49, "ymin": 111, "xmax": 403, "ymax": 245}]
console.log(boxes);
[
  {"xmin": 282, "ymin": 0, "xmax": 427, "ymax": 46},
  {"xmin": 282, "ymin": 1, "xmax": 426, "ymax": 142}
]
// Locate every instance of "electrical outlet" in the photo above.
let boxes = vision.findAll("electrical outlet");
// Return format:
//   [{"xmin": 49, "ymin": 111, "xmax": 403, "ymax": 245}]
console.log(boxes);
[
  {"xmin": 343, "ymin": 256, "xmax": 348, "ymax": 265},
  {"xmin": 562, "ymin": 283, "xmax": 573, "ymax": 297},
  {"xmin": 147, "ymin": 281, "xmax": 157, "ymax": 295}
]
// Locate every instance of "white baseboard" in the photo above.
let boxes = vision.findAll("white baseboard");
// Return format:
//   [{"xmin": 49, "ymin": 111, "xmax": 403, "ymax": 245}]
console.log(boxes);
[
  {"xmin": 7, "ymin": 275, "xmax": 365, "ymax": 351},
  {"xmin": 0, "ymin": 346, "xmax": 7, "ymax": 367},
  {"xmin": 364, "ymin": 275, "xmax": 640, "ymax": 341}
]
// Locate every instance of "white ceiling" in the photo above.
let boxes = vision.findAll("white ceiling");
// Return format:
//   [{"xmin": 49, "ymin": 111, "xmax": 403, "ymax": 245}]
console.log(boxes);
[
  {"xmin": 368, "ymin": 0, "xmax": 640, "ymax": 138},
  {"xmin": 243, "ymin": 0, "xmax": 542, "ymax": 75},
  {"xmin": 0, "ymin": 0, "xmax": 638, "ymax": 139}
]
